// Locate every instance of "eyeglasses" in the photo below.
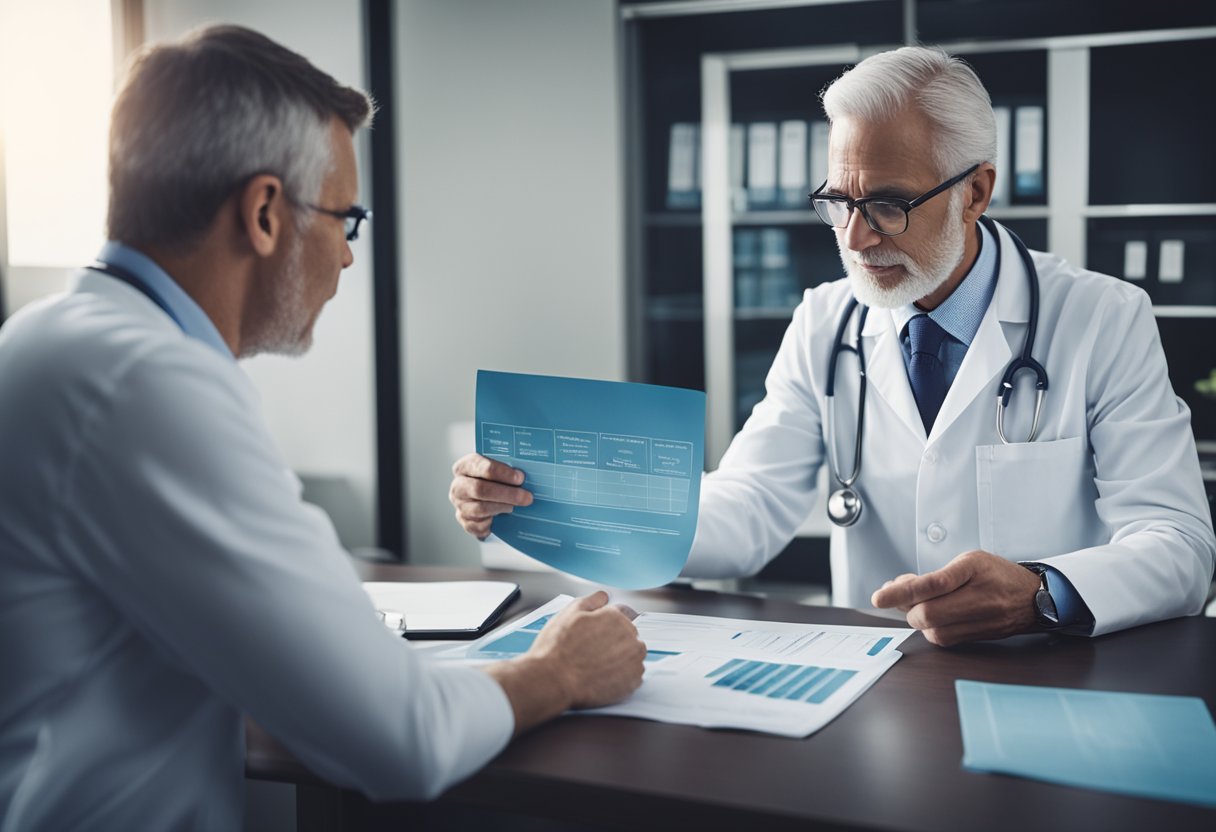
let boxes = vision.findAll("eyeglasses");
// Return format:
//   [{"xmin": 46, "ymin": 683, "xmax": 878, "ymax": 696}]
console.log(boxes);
[
  {"xmin": 809, "ymin": 164, "xmax": 980, "ymax": 236},
  {"xmin": 301, "ymin": 201, "xmax": 372, "ymax": 241}
]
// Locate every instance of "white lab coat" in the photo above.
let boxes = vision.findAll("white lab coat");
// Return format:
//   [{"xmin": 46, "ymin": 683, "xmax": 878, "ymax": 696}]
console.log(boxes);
[{"xmin": 685, "ymin": 222, "xmax": 1215, "ymax": 636}]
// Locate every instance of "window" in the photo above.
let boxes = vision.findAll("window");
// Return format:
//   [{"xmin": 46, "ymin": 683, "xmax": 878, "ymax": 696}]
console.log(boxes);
[{"xmin": 0, "ymin": 0, "xmax": 115, "ymax": 267}]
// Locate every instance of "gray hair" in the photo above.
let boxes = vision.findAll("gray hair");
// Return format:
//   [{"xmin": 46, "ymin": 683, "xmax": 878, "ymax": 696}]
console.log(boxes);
[
  {"xmin": 107, "ymin": 25, "xmax": 374, "ymax": 250},
  {"xmin": 821, "ymin": 46, "xmax": 995, "ymax": 178}
]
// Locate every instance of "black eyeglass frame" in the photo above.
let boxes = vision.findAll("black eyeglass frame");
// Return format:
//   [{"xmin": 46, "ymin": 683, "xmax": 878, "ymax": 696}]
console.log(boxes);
[
  {"xmin": 303, "ymin": 202, "xmax": 372, "ymax": 241},
  {"xmin": 809, "ymin": 163, "xmax": 981, "ymax": 236}
]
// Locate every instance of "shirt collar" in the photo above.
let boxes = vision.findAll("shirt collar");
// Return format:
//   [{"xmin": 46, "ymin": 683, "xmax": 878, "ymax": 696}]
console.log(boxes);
[
  {"xmin": 96, "ymin": 241, "xmax": 234, "ymax": 360},
  {"xmin": 891, "ymin": 220, "xmax": 999, "ymax": 346}
]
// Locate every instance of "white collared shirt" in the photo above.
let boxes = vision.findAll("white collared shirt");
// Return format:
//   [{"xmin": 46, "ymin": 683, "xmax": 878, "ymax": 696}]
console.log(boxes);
[{"xmin": 0, "ymin": 262, "xmax": 513, "ymax": 831}]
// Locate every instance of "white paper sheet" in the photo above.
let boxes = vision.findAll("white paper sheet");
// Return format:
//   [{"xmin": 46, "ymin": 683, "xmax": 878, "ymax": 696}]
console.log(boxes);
[{"xmin": 440, "ymin": 595, "xmax": 912, "ymax": 738}]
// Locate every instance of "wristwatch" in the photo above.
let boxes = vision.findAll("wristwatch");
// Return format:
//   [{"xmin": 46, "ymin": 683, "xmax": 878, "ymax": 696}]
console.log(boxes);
[{"xmin": 1021, "ymin": 562, "xmax": 1064, "ymax": 630}]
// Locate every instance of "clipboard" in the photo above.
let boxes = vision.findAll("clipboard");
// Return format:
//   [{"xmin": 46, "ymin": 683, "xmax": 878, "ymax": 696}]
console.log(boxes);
[{"xmin": 363, "ymin": 581, "xmax": 520, "ymax": 640}]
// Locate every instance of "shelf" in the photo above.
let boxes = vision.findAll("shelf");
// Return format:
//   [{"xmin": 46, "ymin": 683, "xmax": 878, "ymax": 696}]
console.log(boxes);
[
  {"xmin": 735, "ymin": 306, "xmax": 798, "ymax": 321},
  {"xmin": 648, "ymin": 307, "xmax": 704, "ymax": 322},
  {"xmin": 627, "ymin": 6, "xmax": 1216, "ymax": 467},
  {"xmin": 1084, "ymin": 204, "xmax": 1216, "ymax": 218},
  {"xmin": 646, "ymin": 212, "xmax": 702, "ymax": 227},
  {"xmin": 733, "ymin": 210, "xmax": 822, "ymax": 226},
  {"xmin": 986, "ymin": 206, "xmax": 1052, "ymax": 220},
  {"xmin": 647, "ymin": 293, "xmax": 704, "ymax": 321},
  {"xmin": 1152, "ymin": 306, "xmax": 1216, "ymax": 318}
]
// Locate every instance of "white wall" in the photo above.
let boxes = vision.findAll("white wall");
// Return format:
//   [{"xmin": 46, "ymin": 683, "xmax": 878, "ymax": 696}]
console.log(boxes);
[
  {"xmin": 4, "ymin": 0, "xmax": 626, "ymax": 563},
  {"xmin": 395, "ymin": 0, "xmax": 626, "ymax": 565},
  {"xmin": 143, "ymin": 0, "xmax": 378, "ymax": 549}
]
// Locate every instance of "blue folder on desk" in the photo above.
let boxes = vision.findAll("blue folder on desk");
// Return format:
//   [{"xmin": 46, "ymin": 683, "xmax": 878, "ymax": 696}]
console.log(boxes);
[{"xmin": 956, "ymin": 679, "xmax": 1216, "ymax": 808}]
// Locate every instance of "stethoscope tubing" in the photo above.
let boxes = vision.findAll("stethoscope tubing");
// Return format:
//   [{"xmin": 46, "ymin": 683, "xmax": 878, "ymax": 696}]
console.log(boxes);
[
  {"xmin": 824, "ymin": 215, "xmax": 1047, "ymax": 527},
  {"xmin": 87, "ymin": 260, "xmax": 185, "ymax": 331}
]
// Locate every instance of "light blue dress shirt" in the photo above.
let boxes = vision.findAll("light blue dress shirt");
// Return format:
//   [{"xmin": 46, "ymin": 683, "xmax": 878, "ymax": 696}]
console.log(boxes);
[
  {"xmin": 97, "ymin": 240, "xmax": 233, "ymax": 359},
  {"xmin": 891, "ymin": 222, "xmax": 1091, "ymax": 630},
  {"xmin": 891, "ymin": 221, "xmax": 998, "ymax": 386}
]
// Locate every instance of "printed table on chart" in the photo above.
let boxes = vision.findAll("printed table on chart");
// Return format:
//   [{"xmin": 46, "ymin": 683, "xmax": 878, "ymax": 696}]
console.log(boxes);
[{"xmin": 481, "ymin": 422, "xmax": 693, "ymax": 514}]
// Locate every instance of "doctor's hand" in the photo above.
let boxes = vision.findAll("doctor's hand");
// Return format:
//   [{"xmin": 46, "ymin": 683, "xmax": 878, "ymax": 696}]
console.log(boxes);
[
  {"xmin": 449, "ymin": 453, "xmax": 534, "ymax": 539},
  {"xmin": 869, "ymin": 550, "xmax": 1041, "ymax": 647}
]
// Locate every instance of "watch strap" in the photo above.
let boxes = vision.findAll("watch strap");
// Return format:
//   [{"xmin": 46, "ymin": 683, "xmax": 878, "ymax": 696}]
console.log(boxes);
[{"xmin": 1021, "ymin": 562, "xmax": 1064, "ymax": 630}]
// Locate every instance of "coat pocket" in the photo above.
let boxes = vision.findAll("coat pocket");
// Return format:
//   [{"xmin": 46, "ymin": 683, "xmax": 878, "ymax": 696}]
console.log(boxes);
[{"xmin": 975, "ymin": 436, "xmax": 1090, "ymax": 560}]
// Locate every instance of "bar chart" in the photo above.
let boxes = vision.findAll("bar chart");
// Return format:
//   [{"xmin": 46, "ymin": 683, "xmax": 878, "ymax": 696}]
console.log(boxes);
[{"xmin": 707, "ymin": 659, "xmax": 859, "ymax": 705}]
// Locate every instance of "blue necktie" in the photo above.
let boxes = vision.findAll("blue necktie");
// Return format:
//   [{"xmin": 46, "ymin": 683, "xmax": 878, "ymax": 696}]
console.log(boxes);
[{"xmin": 907, "ymin": 314, "xmax": 949, "ymax": 433}]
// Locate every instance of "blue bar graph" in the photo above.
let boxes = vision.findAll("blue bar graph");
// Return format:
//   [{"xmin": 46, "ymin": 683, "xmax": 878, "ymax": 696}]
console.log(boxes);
[
  {"xmin": 708, "ymin": 659, "xmax": 858, "ymax": 705},
  {"xmin": 707, "ymin": 658, "xmax": 744, "ymax": 678},
  {"xmin": 768, "ymin": 666, "xmax": 818, "ymax": 699},
  {"xmin": 472, "ymin": 613, "xmax": 554, "ymax": 658},
  {"xmin": 809, "ymin": 669, "xmax": 858, "ymax": 704},
  {"xmin": 472, "ymin": 614, "xmax": 686, "ymax": 663},
  {"xmin": 475, "ymin": 630, "xmax": 537, "ymax": 657},
  {"xmin": 522, "ymin": 614, "xmax": 554, "ymax": 632},
  {"xmin": 867, "ymin": 637, "xmax": 893, "ymax": 656}
]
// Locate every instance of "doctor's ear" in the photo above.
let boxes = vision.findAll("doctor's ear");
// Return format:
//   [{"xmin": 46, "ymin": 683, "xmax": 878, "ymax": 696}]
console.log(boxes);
[
  {"xmin": 962, "ymin": 164, "xmax": 996, "ymax": 223},
  {"xmin": 237, "ymin": 174, "xmax": 287, "ymax": 257}
]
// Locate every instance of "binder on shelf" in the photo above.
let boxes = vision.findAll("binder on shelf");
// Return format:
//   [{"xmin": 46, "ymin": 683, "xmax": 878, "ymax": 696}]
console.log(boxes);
[
  {"xmin": 991, "ymin": 106, "xmax": 1011, "ymax": 207},
  {"xmin": 734, "ymin": 229, "xmax": 761, "ymax": 309},
  {"xmin": 746, "ymin": 122, "xmax": 778, "ymax": 209},
  {"xmin": 1159, "ymin": 240, "xmax": 1186, "ymax": 283},
  {"xmin": 666, "ymin": 122, "xmax": 700, "ymax": 210},
  {"xmin": 1123, "ymin": 240, "xmax": 1148, "ymax": 280},
  {"xmin": 759, "ymin": 227, "xmax": 798, "ymax": 309},
  {"xmin": 808, "ymin": 120, "xmax": 831, "ymax": 193},
  {"xmin": 1013, "ymin": 105, "xmax": 1044, "ymax": 199},
  {"xmin": 730, "ymin": 123, "xmax": 747, "ymax": 213},
  {"xmin": 778, "ymin": 120, "xmax": 808, "ymax": 208}
]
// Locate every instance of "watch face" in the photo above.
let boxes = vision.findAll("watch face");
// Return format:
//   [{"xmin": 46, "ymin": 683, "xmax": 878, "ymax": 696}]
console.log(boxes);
[{"xmin": 1035, "ymin": 588, "xmax": 1060, "ymax": 626}]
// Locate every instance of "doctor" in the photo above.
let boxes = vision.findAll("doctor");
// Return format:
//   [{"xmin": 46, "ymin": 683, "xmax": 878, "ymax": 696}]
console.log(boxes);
[{"xmin": 451, "ymin": 46, "xmax": 1214, "ymax": 646}]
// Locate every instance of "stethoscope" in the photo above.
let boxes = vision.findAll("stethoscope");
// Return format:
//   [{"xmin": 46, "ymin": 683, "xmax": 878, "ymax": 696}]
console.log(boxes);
[
  {"xmin": 86, "ymin": 260, "xmax": 185, "ymax": 331},
  {"xmin": 824, "ymin": 215, "xmax": 1048, "ymax": 527}
]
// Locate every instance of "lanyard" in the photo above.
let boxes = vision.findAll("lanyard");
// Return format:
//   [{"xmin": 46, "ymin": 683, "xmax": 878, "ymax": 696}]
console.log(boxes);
[{"xmin": 87, "ymin": 260, "xmax": 185, "ymax": 332}]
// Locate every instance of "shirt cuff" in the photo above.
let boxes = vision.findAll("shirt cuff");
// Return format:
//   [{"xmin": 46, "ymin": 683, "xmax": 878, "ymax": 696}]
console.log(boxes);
[
  {"xmin": 1042, "ymin": 565, "xmax": 1094, "ymax": 630},
  {"xmin": 432, "ymin": 663, "xmax": 515, "ymax": 777}
]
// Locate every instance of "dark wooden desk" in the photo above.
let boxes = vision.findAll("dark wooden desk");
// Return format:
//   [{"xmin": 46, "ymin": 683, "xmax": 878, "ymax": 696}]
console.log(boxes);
[{"xmin": 247, "ymin": 564, "xmax": 1216, "ymax": 831}]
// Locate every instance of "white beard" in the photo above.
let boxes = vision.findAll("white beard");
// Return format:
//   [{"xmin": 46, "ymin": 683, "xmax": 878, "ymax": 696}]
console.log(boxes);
[
  {"xmin": 243, "ymin": 234, "xmax": 314, "ymax": 358},
  {"xmin": 838, "ymin": 187, "xmax": 967, "ymax": 310}
]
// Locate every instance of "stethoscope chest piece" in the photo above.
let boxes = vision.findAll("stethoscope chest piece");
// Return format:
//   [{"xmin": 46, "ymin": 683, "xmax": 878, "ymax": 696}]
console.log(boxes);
[{"xmin": 827, "ymin": 487, "xmax": 863, "ymax": 527}]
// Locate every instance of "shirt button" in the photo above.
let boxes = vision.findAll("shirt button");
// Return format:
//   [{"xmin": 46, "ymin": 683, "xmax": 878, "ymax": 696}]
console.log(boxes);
[
  {"xmin": 924, "ymin": 450, "xmax": 938, "ymax": 465},
  {"xmin": 927, "ymin": 523, "xmax": 946, "ymax": 543}
]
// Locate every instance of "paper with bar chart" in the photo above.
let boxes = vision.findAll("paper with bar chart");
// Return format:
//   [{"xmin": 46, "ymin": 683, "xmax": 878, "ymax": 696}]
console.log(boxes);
[
  {"xmin": 476, "ymin": 371, "xmax": 705, "ymax": 588},
  {"xmin": 449, "ymin": 595, "xmax": 913, "ymax": 738}
]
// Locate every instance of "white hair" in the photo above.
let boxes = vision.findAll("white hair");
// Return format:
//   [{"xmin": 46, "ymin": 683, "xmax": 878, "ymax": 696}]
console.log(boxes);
[{"xmin": 821, "ymin": 46, "xmax": 996, "ymax": 178}]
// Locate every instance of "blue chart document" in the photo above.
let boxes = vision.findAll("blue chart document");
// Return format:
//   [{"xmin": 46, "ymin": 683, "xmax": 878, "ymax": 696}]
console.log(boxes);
[
  {"xmin": 440, "ymin": 595, "xmax": 912, "ymax": 737},
  {"xmin": 956, "ymin": 680, "xmax": 1216, "ymax": 807},
  {"xmin": 476, "ymin": 370, "xmax": 705, "ymax": 588}
]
